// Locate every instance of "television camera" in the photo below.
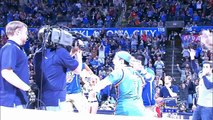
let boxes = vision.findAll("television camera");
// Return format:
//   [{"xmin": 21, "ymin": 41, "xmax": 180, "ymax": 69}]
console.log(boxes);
[{"xmin": 38, "ymin": 25, "xmax": 87, "ymax": 51}]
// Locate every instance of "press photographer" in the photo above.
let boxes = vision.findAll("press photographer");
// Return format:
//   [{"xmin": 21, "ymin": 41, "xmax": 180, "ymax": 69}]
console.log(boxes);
[{"xmin": 33, "ymin": 26, "xmax": 83, "ymax": 111}]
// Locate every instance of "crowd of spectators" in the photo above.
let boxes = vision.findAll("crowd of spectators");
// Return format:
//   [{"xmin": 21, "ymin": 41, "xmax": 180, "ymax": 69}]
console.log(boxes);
[
  {"xmin": 0, "ymin": 0, "xmax": 123, "ymax": 28},
  {"xmin": 0, "ymin": 0, "xmax": 212, "ymax": 28},
  {"xmin": 122, "ymin": 0, "xmax": 213, "ymax": 27}
]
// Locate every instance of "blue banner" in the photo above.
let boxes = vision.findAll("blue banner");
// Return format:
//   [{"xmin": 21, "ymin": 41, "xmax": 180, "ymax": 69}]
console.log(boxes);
[
  {"xmin": 0, "ymin": 27, "xmax": 165, "ymax": 37},
  {"xmin": 1, "ymin": 26, "xmax": 212, "ymax": 37},
  {"xmin": 70, "ymin": 27, "xmax": 166, "ymax": 37}
]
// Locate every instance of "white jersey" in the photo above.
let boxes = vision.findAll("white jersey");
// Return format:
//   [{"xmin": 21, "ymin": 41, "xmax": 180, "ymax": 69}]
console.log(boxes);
[{"xmin": 197, "ymin": 72, "xmax": 213, "ymax": 107}]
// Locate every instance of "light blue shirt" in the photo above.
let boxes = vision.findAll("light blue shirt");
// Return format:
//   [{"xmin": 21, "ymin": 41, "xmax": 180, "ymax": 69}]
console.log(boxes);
[{"xmin": 104, "ymin": 67, "xmax": 145, "ymax": 116}]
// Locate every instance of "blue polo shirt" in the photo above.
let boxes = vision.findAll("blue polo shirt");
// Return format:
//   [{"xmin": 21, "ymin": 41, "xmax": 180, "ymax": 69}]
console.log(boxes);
[
  {"xmin": 41, "ymin": 47, "xmax": 78, "ymax": 106},
  {"xmin": 159, "ymin": 85, "xmax": 179, "ymax": 106},
  {"xmin": 0, "ymin": 40, "xmax": 29, "ymax": 107},
  {"xmin": 66, "ymin": 63, "xmax": 85, "ymax": 94}
]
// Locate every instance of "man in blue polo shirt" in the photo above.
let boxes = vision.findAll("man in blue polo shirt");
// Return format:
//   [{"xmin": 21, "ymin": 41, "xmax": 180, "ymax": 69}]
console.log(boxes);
[
  {"xmin": 0, "ymin": 21, "xmax": 35, "ymax": 108},
  {"xmin": 34, "ymin": 28, "xmax": 83, "ymax": 111},
  {"xmin": 43, "ymin": 47, "xmax": 82, "ymax": 111},
  {"xmin": 157, "ymin": 76, "xmax": 179, "ymax": 107}
]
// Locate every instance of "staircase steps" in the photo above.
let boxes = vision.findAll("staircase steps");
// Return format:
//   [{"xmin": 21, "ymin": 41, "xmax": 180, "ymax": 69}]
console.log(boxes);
[{"xmin": 163, "ymin": 41, "xmax": 183, "ymax": 86}]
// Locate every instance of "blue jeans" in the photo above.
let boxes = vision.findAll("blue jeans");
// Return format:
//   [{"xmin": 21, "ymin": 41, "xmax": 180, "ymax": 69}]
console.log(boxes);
[
  {"xmin": 188, "ymin": 94, "xmax": 193, "ymax": 108},
  {"xmin": 192, "ymin": 105, "xmax": 213, "ymax": 120}
]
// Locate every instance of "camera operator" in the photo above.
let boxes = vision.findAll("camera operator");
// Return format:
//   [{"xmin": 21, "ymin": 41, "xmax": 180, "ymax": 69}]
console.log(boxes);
[{"xmin": 33, "ymin": 27, "xmax": 82, "ymax": 111}]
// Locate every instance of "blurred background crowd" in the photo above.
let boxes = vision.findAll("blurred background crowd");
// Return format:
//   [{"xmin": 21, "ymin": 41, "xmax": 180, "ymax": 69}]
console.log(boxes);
[{"xmin": 0, "ymin": 0, "xmax": 212, "ymax": 28}]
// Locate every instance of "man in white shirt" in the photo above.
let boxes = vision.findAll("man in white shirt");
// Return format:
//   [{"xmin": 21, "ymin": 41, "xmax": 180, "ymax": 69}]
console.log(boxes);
[{"xmin": 192, "ymin": 61, "xmax": 213, "ymax": 120}]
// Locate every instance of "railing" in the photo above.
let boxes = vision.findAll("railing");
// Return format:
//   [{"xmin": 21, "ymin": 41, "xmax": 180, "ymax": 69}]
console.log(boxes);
[{"xmin": 171, "ymin": 40, "xmax": 175, "ymax": 77}]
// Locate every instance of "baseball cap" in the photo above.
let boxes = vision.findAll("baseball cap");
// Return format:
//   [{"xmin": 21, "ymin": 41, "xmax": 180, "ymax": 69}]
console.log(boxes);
[
  {"xmin": 202, "ymin": 60, "xmax": 213, "ymax": 67},
  {"xmin": 115, "ymin": 51, "xmax": 132, "ymax": 63}
]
